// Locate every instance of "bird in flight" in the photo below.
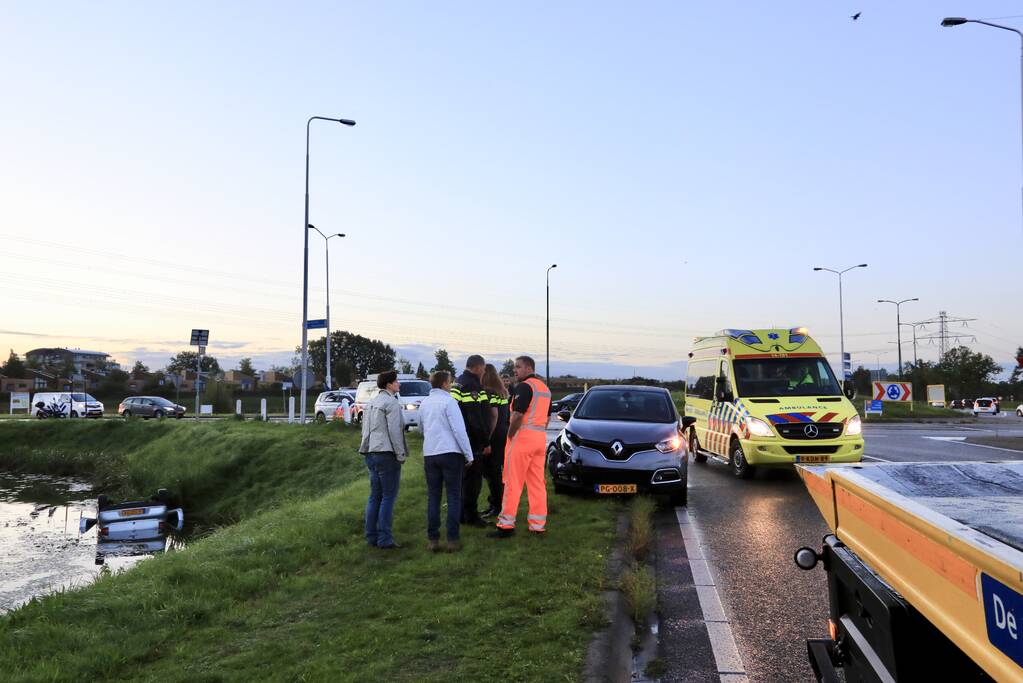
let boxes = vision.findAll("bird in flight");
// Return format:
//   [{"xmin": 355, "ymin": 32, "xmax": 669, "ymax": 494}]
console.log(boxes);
[{"xmin": 851, "ymin": 12, "xmax": 861, "ymax": 21}]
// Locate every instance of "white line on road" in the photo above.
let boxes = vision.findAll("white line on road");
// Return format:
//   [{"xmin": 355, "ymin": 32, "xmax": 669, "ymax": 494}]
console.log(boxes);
[
  {"xmin": 675, "ymin": 508, "xmax": 748, "ymax": 682},
  {"xmin": 862, "ymin": 455, "xmax": 893, "ymax": 462}
]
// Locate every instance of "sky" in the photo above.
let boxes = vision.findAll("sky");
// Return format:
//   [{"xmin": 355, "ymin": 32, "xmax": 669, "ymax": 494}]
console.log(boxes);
[{"xmin": 1, "ymin": 2, "xmax": 1021, "ymax": 381}]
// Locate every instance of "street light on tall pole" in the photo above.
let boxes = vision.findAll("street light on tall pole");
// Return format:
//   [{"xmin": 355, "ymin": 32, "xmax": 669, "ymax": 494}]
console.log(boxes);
[
  {"xmin": 546, "ymin": 264, "xmax": 557, "ymax": 385},
  {"xmin": 877, "ymin": 298, "xmax": 919, "ymax": 380},
  {"xmin": 813, "ymin": 264, "xmax": 867, "ymax": 382},
  {"xmin": 941, "ymin": 17, "xmax": 1023, "ymax": 231},
  {"xmin": 308, "ymin": 225, "xmax": 345, "ymax": 390},
  {"xmin": 301, "ymin": 115, "xmax": 355, "ymax": 424}
]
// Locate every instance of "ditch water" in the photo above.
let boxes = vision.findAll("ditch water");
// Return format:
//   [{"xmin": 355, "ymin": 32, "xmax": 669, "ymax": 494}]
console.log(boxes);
[{"xmin": 0, "ymin": 472, "xmax": 183, "ymax": 613}]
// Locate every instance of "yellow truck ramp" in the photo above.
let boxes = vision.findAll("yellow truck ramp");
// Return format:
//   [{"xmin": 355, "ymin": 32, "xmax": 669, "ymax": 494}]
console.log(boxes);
[{"xmin": 798, "ymin": 461, "xmax": 1023, "ymax": 682}]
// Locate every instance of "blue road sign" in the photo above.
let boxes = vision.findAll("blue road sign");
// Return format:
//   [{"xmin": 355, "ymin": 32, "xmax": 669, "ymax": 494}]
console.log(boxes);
[
  {"xmin": 886, "ymin": 384, "xmax": 902, "ymax": 400},
  {"xmin": 306, "ymin": 319, "xmax": 327, "ymax": 330}
]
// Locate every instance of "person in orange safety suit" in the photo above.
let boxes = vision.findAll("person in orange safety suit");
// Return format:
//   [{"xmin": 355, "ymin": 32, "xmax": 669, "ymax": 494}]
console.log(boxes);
[{"xmin": 488, "ymin": 355, "xmax": 551, "ymax": 539}]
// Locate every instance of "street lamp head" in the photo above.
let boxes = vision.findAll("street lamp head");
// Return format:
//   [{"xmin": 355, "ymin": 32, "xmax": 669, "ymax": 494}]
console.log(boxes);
[
  {"xmin": 910, "ymin": 298, "xmax": 919, "ymax": 302},
  {"xmin": 813, "ymin": 267, "xmax": 823, "ymax": 271},
  {"xmin": 337, "ymin": 118, "xmax": 356, "ymax": 127},
  {"xmin": 336, "ymin": 233, "xmax": 345, "ymax": 238},
  {"xmin": 308, "ymin": 223, "xmax": 315, "ymax": 230},
  {"xmin": 941, "ymin": 17, "xmax": 969, "ymax": 27},
  {"xmin": 857, "ymin": 263, "xmax": 868, "ymax": 268},
  {"xmin": 551, "ymin": 263, "xmax": 558, "ymax": 269}
]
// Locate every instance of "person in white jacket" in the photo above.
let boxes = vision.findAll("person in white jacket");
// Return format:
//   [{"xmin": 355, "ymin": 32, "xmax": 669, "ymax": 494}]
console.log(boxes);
[{"xmin": 418, "ymin": 370, "xmax": 474, "ymax": 552}]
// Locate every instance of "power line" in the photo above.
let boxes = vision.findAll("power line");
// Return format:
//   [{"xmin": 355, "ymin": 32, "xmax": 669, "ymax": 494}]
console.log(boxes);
[{"xmin": 915, "ymin": 311, "xmax": 977, "ymax": 358}]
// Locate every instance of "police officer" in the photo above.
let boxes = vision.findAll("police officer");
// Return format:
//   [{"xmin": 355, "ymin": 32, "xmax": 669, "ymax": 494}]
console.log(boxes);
[{"xmin": 450, "ymin": 355, "xmax": 491, "ymax": 528}]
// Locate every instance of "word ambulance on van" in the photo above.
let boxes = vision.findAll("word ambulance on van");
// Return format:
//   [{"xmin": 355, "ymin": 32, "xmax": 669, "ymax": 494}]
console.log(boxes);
[{"xmin": 684, "ymin": 328, "xmax": 863, "ymax": 479}]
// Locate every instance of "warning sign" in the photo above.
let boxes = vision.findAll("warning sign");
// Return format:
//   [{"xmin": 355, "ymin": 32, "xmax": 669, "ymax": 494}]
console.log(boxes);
[{"xmin": 873, "ymin": 382, "xmax": 912, "ymax": 402}]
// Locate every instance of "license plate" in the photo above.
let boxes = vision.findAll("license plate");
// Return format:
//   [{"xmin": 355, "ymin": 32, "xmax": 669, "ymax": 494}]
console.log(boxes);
[
  {"xmin": 796, "ymin": 455, "xmax": 830, "ymax": 464},
  {"xmin": 118, "ymin": 508, "xmax": 146, "ymax": 517},
  {"xmin": 595, "ymin": 484, "xmax": 637, "ymax": 494}
]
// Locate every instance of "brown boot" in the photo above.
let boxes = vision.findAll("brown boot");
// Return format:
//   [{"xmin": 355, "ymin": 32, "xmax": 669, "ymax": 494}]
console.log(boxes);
[
  {"xmin": 445, "ymin": 540, "xmax": 462, "ymax": 553},
  {"xmin": 426, "ymin": 540, "xmax": 440, "ymax": 553}
]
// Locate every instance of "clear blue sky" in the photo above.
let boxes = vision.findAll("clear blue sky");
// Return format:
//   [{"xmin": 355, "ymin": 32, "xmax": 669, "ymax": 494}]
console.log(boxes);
[{"xmin": 1, "ymin": 2, "xmax": 1020, "ymax": 379}]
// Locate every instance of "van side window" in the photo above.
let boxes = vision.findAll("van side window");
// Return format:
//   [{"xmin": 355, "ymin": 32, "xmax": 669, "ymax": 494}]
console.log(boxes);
[{"xmin": 686, "ymin": 361, "xmax": 717, "ymax": 401}]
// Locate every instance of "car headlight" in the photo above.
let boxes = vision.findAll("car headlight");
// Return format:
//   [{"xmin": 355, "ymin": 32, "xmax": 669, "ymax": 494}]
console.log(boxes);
[
  {"xmin": 846, "ymin": 415, "xmax": 862, "ymax": 436},
  {"xmin": 404, "ymin": 403, "xmax": 418, "ymax": 411},
  {"xmin": 747, "ymin": 417, "xmax": 775, "ymax": 437},
  {"xmin": 560, "ymin": 431, "xmax": 575, "ymax": 454},
  {"xmin": 656, "ymin": 434, "xmax": 684, "ymax": 453}
]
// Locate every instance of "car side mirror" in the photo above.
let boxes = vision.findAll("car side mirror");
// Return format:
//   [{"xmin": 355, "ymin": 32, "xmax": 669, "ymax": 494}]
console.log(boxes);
[
  {"xmin": 681, "ymin": 416, "xmax": 696, "ymax": 430},
  {"xmin": 34, "ymin": 402, "xmax": 45, "ymax": 409},
  {"xmin": 557, "ymin": 409, "xmax": 572, "ymax": 422},
  {"xmin": 716, "ymin": 388, "xmax": 734, "ymax": 403},
  {"xmin": 843, "ymin": 382, "xmax": 855, "ymax": 400}
]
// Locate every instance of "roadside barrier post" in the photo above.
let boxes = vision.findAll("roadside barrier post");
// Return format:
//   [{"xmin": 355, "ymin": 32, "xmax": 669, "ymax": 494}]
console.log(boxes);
[
  {"xmin": 288, "ymin": 397, "xmax": 295, "ymax": 424},
  {"xmin": 260, "ymin": 398, "xmax": 267, "ymax": 422},
  {"xmin": 235, "ymin": 400, "xmax": 242, "ymax": 416}
]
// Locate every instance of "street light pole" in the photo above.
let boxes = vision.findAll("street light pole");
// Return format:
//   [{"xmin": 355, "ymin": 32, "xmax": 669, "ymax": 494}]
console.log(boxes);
[
  {"xmin": 546, "ymin": 264, "xmax": 557, "ymax": 385},
  {"xmin": 942, "ymin": 17, "xmax": 1023, "ymax": 231},
  {"xmin": 309, "ymin": 225, "xmax": 345, "ymax": 391},
  {"xmin": 301, "ymin": 115, "xmax": 355, "ymax": 424},
  {"xmin": 813, "ymin": 264, "xmax": 867, "ymax": 382},
  {"xmin": 878, "ymin": 298, "xmax": 919, "ymax": 380}
]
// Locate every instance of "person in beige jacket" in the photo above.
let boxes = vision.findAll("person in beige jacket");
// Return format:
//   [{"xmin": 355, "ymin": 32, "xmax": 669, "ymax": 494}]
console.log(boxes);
[{"xmin": 358, "ymin": 371, "xmax": 408, "ymax": 549}]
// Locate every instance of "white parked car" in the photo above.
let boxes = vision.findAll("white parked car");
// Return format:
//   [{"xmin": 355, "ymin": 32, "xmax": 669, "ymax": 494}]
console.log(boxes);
[
  {"xmin": 1015, "ymin": 404, "xmax": 1022, "ymax": 418},
  {"xmin": 31, "ymin": 392, "xmax": 104, "ymax": 418},
  {"xmin": 313, "ymin": 391, "xmax": 353, "ymax": 422},
  {"xmin": 972, "ymin": 397, "xmax": 1000, "ymax": 416},
  {"xmin": 353, "ymin": 374, "xmax": 430, "ymax": 431}
]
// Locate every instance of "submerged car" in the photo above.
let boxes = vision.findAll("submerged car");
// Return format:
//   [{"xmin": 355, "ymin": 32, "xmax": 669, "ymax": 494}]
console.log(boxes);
[
  {"xmin": 80, "ymin": 489, "xmax": 184, "ymax": 565},
  {"xmin": 547, "ymin": 385, "xmax": 692, "ymax": 506}
]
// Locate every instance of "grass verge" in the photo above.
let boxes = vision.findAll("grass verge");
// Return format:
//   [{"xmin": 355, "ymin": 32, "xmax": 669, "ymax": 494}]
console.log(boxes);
[{"xmin": 0, "ymin": 421, "xmax": 618, "ymax": 681}]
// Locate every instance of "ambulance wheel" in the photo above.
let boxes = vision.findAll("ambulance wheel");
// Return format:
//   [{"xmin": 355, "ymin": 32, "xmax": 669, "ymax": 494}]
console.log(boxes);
[
  {"xmin": 730, "ymin": 439, "xmax": 755, "ymax": 480},
  {"xmin": 689, "ymin": 429, "xmax": 707, "ymax": 463}
]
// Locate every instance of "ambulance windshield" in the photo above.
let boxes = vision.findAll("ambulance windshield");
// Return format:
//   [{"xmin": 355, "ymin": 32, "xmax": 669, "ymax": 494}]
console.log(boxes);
[{"xmin": 733, "ymin": 358, "xmax": 842, "ymax": 398}]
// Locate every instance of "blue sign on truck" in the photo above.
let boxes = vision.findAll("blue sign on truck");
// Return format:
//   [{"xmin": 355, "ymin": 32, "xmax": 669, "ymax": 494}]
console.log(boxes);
[{"xmin": 982, "ymin": 573, "xmax": 1023, "ymax": 668}]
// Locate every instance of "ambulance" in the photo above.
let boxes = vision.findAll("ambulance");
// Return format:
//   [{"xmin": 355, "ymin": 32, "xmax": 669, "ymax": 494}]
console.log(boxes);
[{"xmin": 684, "ymin": 328, "xmax": 863, "ymax": 478}]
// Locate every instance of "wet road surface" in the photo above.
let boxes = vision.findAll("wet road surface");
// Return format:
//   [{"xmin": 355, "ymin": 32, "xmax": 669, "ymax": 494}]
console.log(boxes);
[{"xmin": 682, "ymin": 420, "xmax": 1023, "ymax": 682}]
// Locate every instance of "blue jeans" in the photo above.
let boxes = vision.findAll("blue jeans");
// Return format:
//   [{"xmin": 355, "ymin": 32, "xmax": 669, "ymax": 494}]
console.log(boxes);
[
  {"xmin": 424, "ymin": 453, "xmax": 464, "ymax": 541},
  {"xmin": 365, "ymin": 452, "xmax": 402, "ymax": 546}
]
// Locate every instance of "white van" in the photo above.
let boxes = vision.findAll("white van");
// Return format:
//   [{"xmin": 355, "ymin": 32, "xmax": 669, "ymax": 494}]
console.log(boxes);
[
  {"xmin": 353, "ymin": 374, "xmax": 430, "ymax": 431},
  {"xmin": 31, "ymin": 392, "xmax": 104, "ymax": 418}
]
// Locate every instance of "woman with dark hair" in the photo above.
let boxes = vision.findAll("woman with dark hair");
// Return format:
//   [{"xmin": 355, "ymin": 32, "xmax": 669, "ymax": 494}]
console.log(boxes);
[
  {"xmin": 359, "ymin": 370, "xmax": 407, "ymax": 549},
  {"xmin": 480, "ymin": 363, "xmax": 510, "ymax": 518}
]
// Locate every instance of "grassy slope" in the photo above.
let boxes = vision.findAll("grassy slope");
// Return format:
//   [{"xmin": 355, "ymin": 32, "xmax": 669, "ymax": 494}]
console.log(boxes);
[{"xmin": 0, "ymin": 421, "xmax": 616, "ymax": 682}]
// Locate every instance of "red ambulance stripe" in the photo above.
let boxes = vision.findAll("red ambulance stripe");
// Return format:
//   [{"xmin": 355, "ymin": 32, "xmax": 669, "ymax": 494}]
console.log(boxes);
[{"xmin": 820, "ymin": 412, "xmax": 838, "ymax": 423}]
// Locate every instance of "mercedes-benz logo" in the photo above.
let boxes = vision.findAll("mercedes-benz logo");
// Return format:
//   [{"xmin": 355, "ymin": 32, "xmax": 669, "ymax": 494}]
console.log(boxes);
[
  {"xmin": 610, "ymin": 440, "xmax": 624, "ymax": 456},
  {"xmin": 804, "ymin": 424, "xmax": 820, "ymax": 439}
]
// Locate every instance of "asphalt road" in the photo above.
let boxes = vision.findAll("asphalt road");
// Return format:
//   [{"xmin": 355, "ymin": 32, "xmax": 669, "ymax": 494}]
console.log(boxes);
[{"xmin": 681, "ymin": 416, "xmax": 1023, "ymax": 682}]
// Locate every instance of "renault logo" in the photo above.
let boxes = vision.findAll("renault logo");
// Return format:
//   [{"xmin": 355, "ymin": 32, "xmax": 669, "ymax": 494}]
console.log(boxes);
[
  {"xmin": 804, "ymin": 424, "xmax": 820, "ymax": 439},
  {"xmin": 610, "ymin": 440, "xmax": 624, "ymax": 456}
]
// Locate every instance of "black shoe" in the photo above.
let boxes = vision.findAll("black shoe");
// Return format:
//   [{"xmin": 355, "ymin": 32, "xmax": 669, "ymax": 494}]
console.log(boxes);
[
  {"xmin": 378, "ymin": 542, "xmax": 402, "ymax": 550},
  {"xmin": 487, "ymin": 528, "xmax": 515, "ymax": 539},
  {"xmin": 479, "ymin": 507, "xmax": 499, "ymax": 518},
  {"xmin": 465, "ymin": 518, "xmax": 488, "ymax": 529}
]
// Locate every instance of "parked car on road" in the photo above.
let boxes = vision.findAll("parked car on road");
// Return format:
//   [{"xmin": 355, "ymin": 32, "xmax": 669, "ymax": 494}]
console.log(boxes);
[
  {"xmin": 949, "ymin": 399, "xmax": 965, "ymax": 410},
  {"xmin": 1016, "ymin": 404, "xmax": 1022, "ymax": 417},
  {"xmin": 549, "ymin": 392, "xmax": 585, "ymax": 415},
  {"xmin": 118, "ymin": 396, "xmax": 186, "ymax": 419},
  {"xmin": 972, "ymin": 397, "xmax": 1000, "ymax": 416},
  {"xmin": 547, "ymin": 385, "xmax": 692, "ymax": 506},
  {"xmin": 31, "ymin": 392, "xmax": 103, "ymax": 418},
  {"xmin": 352, "ymin": 374, "xmax": 429, "ymax": 430},
  {"xmin": 314, "ymin": 391, "xmax": 351, "ymax": 422}
]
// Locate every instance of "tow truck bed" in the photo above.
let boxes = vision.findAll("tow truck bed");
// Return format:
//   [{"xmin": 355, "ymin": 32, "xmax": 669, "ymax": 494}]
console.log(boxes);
[{"xmin": 798, "ymin": 462, "xmax": 1023, "ymax": 681}]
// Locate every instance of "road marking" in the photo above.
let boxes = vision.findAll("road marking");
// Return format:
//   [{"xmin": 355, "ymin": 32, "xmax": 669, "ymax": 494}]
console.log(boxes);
[
  {"xmin": 923, "ymin": 436, "xmax": 967, "ymax": 442},
  {"xmin": 862, "ymin": 455, "xmax": 894, "ymax": 462},
  {"xmin": 675, "ymin": 508, "xmax": 748, "ymax": 682},
  {"xmin": 955, "ymin": 441, "xmax": 1023, "ymax": 455}
]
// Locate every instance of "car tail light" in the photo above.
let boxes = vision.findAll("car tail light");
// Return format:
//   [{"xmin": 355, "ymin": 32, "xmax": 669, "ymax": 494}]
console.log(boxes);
[
  {"xmin": 828, "ymin": 618, "xmax": 838, "ymax": 641},
  {"xmin": 99, "ymin": 526, "xmax": 109, "ymax": 537}
]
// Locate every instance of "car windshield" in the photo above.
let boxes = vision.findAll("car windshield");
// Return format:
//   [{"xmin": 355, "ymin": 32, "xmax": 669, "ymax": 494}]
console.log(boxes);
[
  {"xmin": 71, "ymin": 393, "xmax": 97, "ymax": 402},
  {"xmin": 573, "ymin": 390, "xmax": 675, "ymax": 423},
  {"xmin": 398, "ymin": 381, "xmax": 430, "ymax": 397},
  {"xmin": 733, "ymin": 358, "xmax": 842, "ymax": 398}
]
